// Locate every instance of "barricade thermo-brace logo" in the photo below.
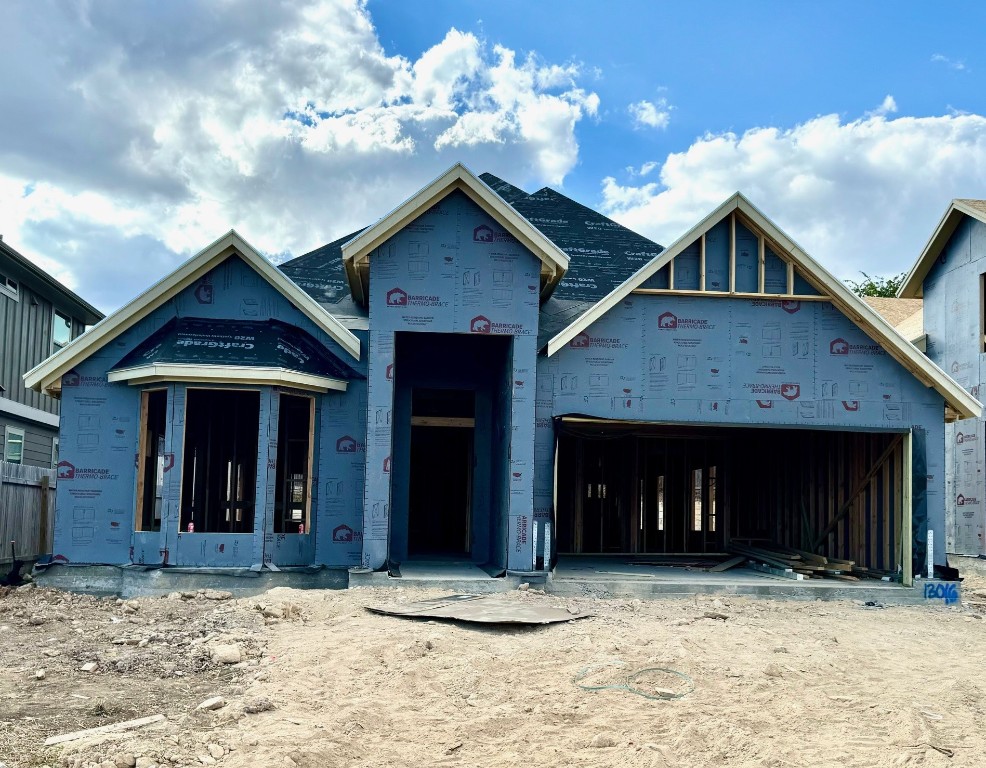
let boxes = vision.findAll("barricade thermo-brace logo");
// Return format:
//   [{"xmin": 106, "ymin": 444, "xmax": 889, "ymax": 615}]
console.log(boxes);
[
  {"xmin": 957, "ymin": 431, "xmax": 977, "ymax": 444},
  {"xmin": 781, "ymin": 300, "xmax": 801, "ymax": 314},
  {"xmin": 336, "ymin": 435, "xmax": 364, "ymax": 453},
  {"xmin": 383, "ymin": 456, "xmax": 392, "ymax": 473},
  {"xmin": 957, "ymin": 494, "xmax": 979, "ymax": 507},
  {"xmin": 386, "ymin": 287, "xmax": 408, "ymax": 306},
  {"xmin": 473, "ymin": 224, "xmax": 514, "ymax": 243},
  {"xmin": 568, "ymin": 332, "xmax": 628, "ymax": 349},
  {"xmin": 657, "ymin": 310, "xmax": 714, "ymax": 330},
  {"xmin": 842, "ymin": 400, "xmax": 860, "ymax": 412},
  {"xmin": 470, "ymin": 315, "xmax": 491, "ymax": 334},
  {"xmin": 748, "ymin": 383, "xmax": 801, "ymax": 401},
  {"xmin": 386, "ymin": 285, "xmax": 444, "ymax": 308},
  {"xmin": 333, "ymin": 524, "xmax": 361, "ymax": 542},
  {"xmin": 57, "ymin": 461, "xmax": 75, "ymax": 479},
  {"xmin": 831, "ymin": 338, "xmax": 884, "ymax": 356}
]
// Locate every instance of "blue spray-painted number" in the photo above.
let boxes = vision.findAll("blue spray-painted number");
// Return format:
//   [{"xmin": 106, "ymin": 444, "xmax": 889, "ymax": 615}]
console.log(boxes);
[{"xmin": 923, "ymin": 582, "xmax": 959, "ymax": 605}]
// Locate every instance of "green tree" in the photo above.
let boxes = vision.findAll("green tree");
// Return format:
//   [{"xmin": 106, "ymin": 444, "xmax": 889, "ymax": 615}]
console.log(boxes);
[{"xmin": 844, "ymin": 271, "xmax": 906, "ymax": 298}]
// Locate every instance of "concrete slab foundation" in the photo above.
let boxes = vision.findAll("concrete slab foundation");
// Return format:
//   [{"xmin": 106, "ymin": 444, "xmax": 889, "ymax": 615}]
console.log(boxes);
[
  {"xmin": 547, "ymin": 557, "xmax": 960, "ymax": 606},
  {"xmin": 32, "ymin": 563, "xmax": 348, "ymax": 599},
  {"xmin": 29, "ymin": 558, "xmax": 961, "ymax": 608}
]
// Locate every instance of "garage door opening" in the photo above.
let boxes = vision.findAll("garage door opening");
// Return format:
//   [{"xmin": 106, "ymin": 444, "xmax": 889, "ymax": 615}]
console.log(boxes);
[{"xmin": 556, "ymin": 420, "xmax": 909, "ymax": 575}]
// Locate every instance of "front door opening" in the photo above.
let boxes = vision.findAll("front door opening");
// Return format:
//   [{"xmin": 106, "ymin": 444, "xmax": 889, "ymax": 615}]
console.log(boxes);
[
  {"xmin": 407, "ymin": 388, "xmax": 474, "ymax": 557},
  {"xmin": 180, "ymin": 389, "xmax": 260, "ymax": 533}
]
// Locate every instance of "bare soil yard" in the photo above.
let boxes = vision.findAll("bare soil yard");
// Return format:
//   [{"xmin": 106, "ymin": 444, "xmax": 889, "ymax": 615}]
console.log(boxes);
[{"xmin": 3, "ymin": 564, "xmax": 986, "ymax": 768}]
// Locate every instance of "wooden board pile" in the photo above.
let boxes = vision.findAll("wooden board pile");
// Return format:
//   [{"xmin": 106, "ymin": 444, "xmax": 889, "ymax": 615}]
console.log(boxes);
[{"xmin": 727, "ymin": 541, "xmax": 887, "ymax": 582}]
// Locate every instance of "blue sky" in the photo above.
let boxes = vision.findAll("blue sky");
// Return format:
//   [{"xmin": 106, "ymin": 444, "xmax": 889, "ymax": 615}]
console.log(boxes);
[{"xmin": 1, "ymin": 0, "xmax": 985, "ymax": 311}]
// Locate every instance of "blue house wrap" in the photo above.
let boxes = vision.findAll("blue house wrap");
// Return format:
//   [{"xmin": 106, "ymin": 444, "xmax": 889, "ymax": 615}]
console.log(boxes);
[
  {"xmin": 899, "ymin": 200, "xmax": 986, "ymax": 557},
  {"xmin": 26, "ymin": 165, "xmax": 978, "ymax": 583}
]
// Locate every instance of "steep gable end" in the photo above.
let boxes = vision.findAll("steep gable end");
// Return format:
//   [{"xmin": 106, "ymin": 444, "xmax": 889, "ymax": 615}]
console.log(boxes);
[
  {"xmin": 899, "ymin": 199, "xmax": 986, "ymax": 298},
  {"xmin": 24, "ymin": 231, "xmax": 360, "ymax": 396},
  {"xmin": 548, "ymin": 193, "xmax": 981, "ymax": 421},
  {"xmin": 340, "ymin": 163, "xmax": 569, "ymax": 305}
]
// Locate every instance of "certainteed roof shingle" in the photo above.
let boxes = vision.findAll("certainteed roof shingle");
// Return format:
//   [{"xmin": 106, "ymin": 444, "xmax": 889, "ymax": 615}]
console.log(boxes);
[{"xmin": 279, "ymin": 172, "xmax": 665, "ymax": 346}]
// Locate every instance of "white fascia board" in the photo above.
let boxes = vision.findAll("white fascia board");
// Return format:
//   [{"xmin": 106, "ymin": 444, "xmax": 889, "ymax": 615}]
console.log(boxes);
[
  {"xmin": 0, "ymin": 396, "xmax": 60, "ymax": 428},
  {"xmin": 107, "ymin": 364, "xmax": 348, "ymax": 393},
  {"xmin": 546, "ymin": 194, "xmax": 741, "ymax": 356},
  {"xmin": 898, "ymin": 200, "xmax": 986, "ymax": 299},
  {"xmin": 734, "ymin": 196, "xmax": 982, "ymax": 420},
  {"xmin": 24, "ymin": 230, "xmax": 360, "ymax": 395},
  {"xmin": 340, "ymin": 163, "xmax": 569, "ymax": 279}
]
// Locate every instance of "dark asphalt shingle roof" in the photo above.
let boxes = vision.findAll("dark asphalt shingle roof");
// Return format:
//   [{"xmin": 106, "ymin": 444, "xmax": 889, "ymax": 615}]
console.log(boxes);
[
  {"xmin": 278, "ymin": 172, "xmax": 665, "ymax": 347},
  {"xmin": 111, "ymin": 317, "xmax": 362, "ymax": 381}
]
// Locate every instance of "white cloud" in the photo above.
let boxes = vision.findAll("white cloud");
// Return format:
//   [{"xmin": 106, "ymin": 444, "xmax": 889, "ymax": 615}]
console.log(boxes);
[
  {"xmin": 931, "ymin": 53, "xmax": 969, "ymax": 72},
  {"xmin": 600, "ymin": 111, "xmax": 986, "ymax": 281},
  {"xmin": 0, "ymin": 0, "xmax": 598, "ymax": 310},
  {"xmin": 629, "ymin": 98, "xmax": 671, "ymax": 130},
  {"xmin": 866, "ymin": 95, "xmax": 898, "ymax": 118}
]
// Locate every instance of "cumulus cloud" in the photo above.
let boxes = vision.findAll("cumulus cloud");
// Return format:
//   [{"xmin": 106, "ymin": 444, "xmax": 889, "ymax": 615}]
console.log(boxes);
[
  {"xmin": 600, "ymin": 111, "xmax": 986, "ymax": 280},
  {"xmin": 0, "ymin": 0, "xmax": 598, "ymax": 310},
  {"xmin": 629, "ymin": 98, "xmax": 671, "ymax": 130}
]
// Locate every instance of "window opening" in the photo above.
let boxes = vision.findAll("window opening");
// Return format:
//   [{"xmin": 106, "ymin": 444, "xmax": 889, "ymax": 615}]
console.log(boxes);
[
  {"xmin": 53, "ymin": 311, "xmax": 72, "ymax": 349},
  {"xmin": 657, "ymin": 475, "xmax": 665, "ymax": 531},
  {"xmin": 691, "ymin": 468, "xmax": 703, "ymax": 531},
  {"xmin": 136, "ymin": 390, "xmax": 167, "ymax": 531},
  {"xmin": 0, "ymin": 272, "xmax": 17, "ymax": 300},
  {"xmin": 274, "ymin": 394, "xmax": 313, "ymax": 534},
  {"xmin": 707, "ymin": 465, "xmax": 718, "ymax": 533},
  {"xmin": 180, "ymin": 389, "xmax": 259, "ymax": 533},
  {"xmin": 4, "ymin": 427, "xmax": 25, "ymax": 464}
]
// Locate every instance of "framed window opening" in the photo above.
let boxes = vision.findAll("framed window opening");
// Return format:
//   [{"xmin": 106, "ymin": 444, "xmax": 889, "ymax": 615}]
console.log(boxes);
[
  {"xmin": 4, "ymin": 426, "xmax": 25, "ymax": 464},
  {"xmin": 180, "ymin": 388, "xmax": 260, "ymax": 534},
  {"xmin": 274, "ymin": 393, "xmax": 315, "ymax": 534},
  {"xmin": 52, "ymin": 310, "xmax": 73, "ymax": 349},
  {"xmin": 135, "ymin": 389, "xmax": 168, "ymax": 532},
  {"xmin": 0, "ymin": 272, "xmax": 18, "ymax": 300}
]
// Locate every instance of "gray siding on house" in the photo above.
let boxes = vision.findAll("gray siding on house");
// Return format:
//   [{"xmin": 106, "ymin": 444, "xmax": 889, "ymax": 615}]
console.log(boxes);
[
  {"xmin": 0, "ymin": 413, "xmax": 56, "ymax": 468},
  {"xmin": 0, "ymin": 281, "xmax": 77, "ymax": 415}
]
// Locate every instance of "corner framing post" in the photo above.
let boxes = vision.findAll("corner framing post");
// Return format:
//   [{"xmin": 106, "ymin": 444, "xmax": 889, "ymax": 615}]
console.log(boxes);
[{"xmin": 902, "ymin": 429, "xmax": 913, "ymax": 587}]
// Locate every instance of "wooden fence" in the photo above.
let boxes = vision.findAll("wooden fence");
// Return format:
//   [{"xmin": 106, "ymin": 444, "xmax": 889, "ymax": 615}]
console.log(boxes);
[{"xmin": 0, "ymin": 460, "xmax": 56, "ymax": 564}]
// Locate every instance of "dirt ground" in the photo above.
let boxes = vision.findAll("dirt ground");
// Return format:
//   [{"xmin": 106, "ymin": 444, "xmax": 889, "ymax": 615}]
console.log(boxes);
[{"xmin": 3, "ymin": 561, "xmax": 986, "ymax": 768}]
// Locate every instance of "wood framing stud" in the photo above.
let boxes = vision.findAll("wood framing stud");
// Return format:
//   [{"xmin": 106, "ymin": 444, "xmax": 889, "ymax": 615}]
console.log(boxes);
[
  {"xmin": 729, "ymin": 213, "xmax": 736, "ymax": 293},
  {"xmin": 699, "ymin": 233, "xmax": 706, "ymax": 292},
  {"xmin": 758, "ymin": 235, "xmax": 765, "ymax": 294}
]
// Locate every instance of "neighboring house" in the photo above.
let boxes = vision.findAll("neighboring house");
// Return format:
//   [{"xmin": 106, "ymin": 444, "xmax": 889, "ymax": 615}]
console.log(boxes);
[
  {"xmin": 899, "ymin": 200, "xmax": 986, "ymax": 556},
  {"xmin": 1, "ymin": 237, "xmax": 103, "ymax": 467},
  {"xmin": 24, "ymin": 164, "xmax": 979, "ymax": 581},
  {"xmin": 863, "ymin": 297, "xmax": 925, "ymax": 350}
]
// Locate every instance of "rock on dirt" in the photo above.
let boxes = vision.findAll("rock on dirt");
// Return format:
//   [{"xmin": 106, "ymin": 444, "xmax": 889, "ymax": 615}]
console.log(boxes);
[
  {"xmin": 210, "ymin": 644, "xmax": 242, "ymax": 664},
  {"xmin": 197, "ymin": 696, "xmax": 226, "ymax": 711}
]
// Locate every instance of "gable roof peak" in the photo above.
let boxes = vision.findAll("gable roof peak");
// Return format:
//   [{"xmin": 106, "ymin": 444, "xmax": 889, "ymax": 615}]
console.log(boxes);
[
  {"xmin": 339, "ymin": 162, "xmax": 570, "ymax": 305},
  {"xmin": 898, "ymin": 198, "xmax": 986, "ymax": 298}
]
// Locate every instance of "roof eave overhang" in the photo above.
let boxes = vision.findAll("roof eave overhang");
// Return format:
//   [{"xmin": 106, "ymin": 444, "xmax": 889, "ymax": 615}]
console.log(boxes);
[
  {"xmin": 107, "ymin": 364, "xmax": 348, "ymax": 394},
  {"xmin": 23, "ymin": 231, "xmax": 361, "ymax": 396},
  {"xmin": 340, "ymin": 163, "xmax": 569, "ymax": 305}
]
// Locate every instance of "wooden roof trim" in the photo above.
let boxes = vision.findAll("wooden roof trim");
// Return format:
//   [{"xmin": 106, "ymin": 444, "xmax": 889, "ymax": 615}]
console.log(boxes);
[
  {"xmin": 898, "ymin": 200, "xmax": 986, "ymax": 298},
  {"xmin": 23, "ymin": 231, "xmax": 360, "ymax": 396},
  {"xmin": 339, "ymin": 163, "xmax": 569, "ymax": 303},
  {"xmin": 548, "ymin": 192, "xmax": 981, "ymax": 421},
  {"xmin": 107, "ymin": 364, "xmax": 348, "ymax": 394}
]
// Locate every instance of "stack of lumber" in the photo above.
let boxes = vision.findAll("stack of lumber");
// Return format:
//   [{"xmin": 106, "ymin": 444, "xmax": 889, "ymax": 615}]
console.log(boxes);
[{"xmin": 728, "ymin": 541, "xmax": 858, "ymax": 581}]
